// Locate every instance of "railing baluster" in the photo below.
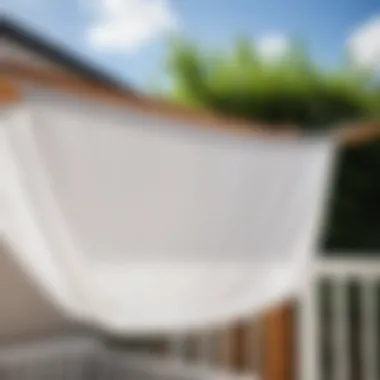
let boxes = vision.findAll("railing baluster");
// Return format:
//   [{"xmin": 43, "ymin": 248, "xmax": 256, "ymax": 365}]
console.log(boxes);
[
  {"xmin": 361, "ymin": 279, "xmax": 376, "ymax": 380},
  {"xmin": 245, "ymin": 317, "xmax": 261, "ymax": 375},
  {"xmin": 333, "ymin": 278, "xmax": 348, "ymax": 380},
  {"xmin": 298, "ymin": 276, "xmax": 319, "ymax": 380},
  {"xmin": 198, "ymin": 330, "xmax": 213, "ymax": 365},
  {"xmin": 169, "ymin": 334, "xmax": 187, "ymax": 360},
  {"xmin": 219, "ymin": 326, "xmax": 234, "ymax": 371}
]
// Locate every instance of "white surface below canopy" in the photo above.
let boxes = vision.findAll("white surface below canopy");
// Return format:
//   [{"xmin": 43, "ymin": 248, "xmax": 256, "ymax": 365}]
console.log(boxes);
[{"xmin": 1, "ymin": 90, "xmax": 336, "ymax": 334}]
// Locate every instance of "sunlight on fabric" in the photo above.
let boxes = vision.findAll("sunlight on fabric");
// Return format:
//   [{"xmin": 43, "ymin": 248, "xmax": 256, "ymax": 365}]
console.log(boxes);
[
  {"xmin": 1, "ymin": 89, "xmax": 337, "ymax": 333},
  {"xmin": 1, "ymin": 110, "xmax": 86, "ymax": 321}
]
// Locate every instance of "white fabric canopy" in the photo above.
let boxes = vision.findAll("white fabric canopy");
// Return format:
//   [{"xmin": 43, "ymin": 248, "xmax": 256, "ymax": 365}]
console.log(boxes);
[{"xmin": 1, "ymin": 89, "xmax": 336, "ymax": 334}]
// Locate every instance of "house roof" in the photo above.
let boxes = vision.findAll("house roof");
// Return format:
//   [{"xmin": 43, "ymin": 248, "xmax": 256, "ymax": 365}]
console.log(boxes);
[{"xmin": 0, "ymin": 15, "xmax": 133, "ymax": 93}]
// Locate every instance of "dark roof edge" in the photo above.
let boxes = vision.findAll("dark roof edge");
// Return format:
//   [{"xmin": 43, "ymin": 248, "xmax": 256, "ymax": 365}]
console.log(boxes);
[{"xmin": 0, "ymin": 15, "xmax": 135, "ymax": 94}]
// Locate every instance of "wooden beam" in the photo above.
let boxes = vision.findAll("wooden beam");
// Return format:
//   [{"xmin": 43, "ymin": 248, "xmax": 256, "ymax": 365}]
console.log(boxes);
[
  {"xmin": 2, "ymin": 62, "xmax": 298, "ymax": 138},
  {"xmin": 4, "ymin": 61, "xmax": 380, "ymax": 150},
  {"xmin": 4, "ymin": 62, "xmax": 380, "ymax": 150},
  {"xmin": 0, "ymin": 77, "xmax": 20, "ymax": 104},
  {"xmin": 335, "ymin": 122, "xmax": 380, "ymax": 147},
  {"xmin": 263, "ymin": 303, "xmax": 295, "ymax": 380}
]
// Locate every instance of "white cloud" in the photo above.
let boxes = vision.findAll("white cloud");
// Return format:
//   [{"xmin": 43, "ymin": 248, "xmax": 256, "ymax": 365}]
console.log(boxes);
[
  {"xmin": 87, "ymin": 0, "xmax": 178, "ymax": 53},
  {"xmin": 256, "ymin": 34, "xmax": 289, "ymax": 61},
  {"xmin": 348, "ymin": 15, "xmax": 380, "ymax": 72}
]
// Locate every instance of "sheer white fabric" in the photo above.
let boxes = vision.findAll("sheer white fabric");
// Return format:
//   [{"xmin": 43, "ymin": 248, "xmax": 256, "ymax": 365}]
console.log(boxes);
[{"xmin": 1, "ymin": 90, "xmax": 336, "ymax": 334}]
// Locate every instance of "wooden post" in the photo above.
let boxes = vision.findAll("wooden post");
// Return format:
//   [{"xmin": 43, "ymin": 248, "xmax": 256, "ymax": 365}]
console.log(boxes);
[
  {"xmin": 218, "ymin": 306, "xmax": 295, "ymax": 379},
  {"xmin": 218, "ymin": 321, "xmax": 251, "ymax": 372},
  {"xmin": 0, "ymin": 77, "xmax": 20, "ymax": 104},
  {"xmin": 263, "ymin": 303, "xmax": 295, "ymax": 380}
]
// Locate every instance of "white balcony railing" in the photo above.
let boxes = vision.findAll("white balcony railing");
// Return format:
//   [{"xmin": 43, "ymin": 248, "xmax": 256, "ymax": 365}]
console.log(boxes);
[{"xmin": 299, "ymin": 257, "xmax": 380, "ymax": 380}]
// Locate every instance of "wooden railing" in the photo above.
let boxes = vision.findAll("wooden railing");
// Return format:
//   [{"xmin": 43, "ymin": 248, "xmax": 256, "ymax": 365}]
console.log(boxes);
[
  {"xmin": 167, "ymin": 309, "xmax": 291, "ymax": 380},
  {"xmin": 169, "ymin": 257, "xmax": 380, "ymax": 380}
]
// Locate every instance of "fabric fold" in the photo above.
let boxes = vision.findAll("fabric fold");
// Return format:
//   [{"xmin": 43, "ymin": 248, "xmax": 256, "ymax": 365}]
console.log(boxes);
[{"xmin": 1, "ymin": 89, "xmax": 336, "ymax": 333}]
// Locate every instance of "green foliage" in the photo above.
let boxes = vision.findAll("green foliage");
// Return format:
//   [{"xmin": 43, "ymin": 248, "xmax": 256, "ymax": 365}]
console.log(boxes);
[
  {"xmin": 162, "ymin": 38, "xmax": 378, "ymax": 128},
  {"xmin": 157, "ymin": 37, "xmax": 380, "ymax": 254}
]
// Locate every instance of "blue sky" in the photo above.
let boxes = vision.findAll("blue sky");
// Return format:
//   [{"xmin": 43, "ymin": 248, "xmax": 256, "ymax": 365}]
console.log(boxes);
[{"xmin": 3, "ymin": 0, "xmax": 380, "ymax": 91}]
